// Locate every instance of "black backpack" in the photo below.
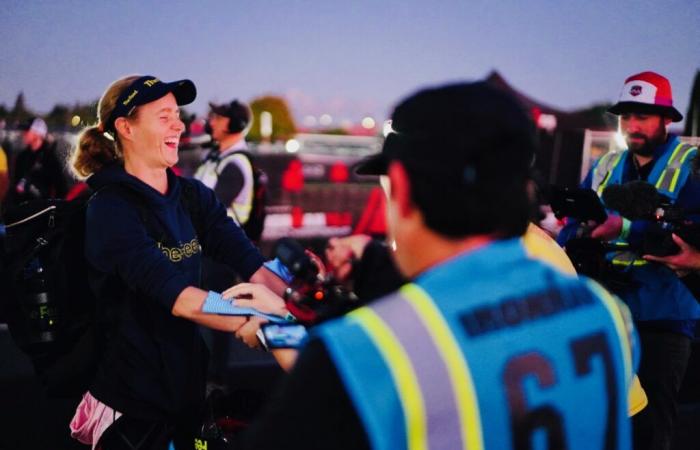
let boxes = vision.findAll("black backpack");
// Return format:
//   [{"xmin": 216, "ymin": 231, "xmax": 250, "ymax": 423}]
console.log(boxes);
[
  {"xmin": 1, "ymin": 179, "xmax": 202, "ymax": 396},
  {"xmin": 244, "ymin": 155, "xmax": 268, "ymax": 243}
]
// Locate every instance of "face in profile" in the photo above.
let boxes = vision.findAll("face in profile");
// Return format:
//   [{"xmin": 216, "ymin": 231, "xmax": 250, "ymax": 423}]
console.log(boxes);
[
  {"xmin": 208, "ymin": 112, "xmax": 230, "ymax": 143},
  {"xmin": 126, "ymin": 93, "xmax": 185, "ymax": 168}
]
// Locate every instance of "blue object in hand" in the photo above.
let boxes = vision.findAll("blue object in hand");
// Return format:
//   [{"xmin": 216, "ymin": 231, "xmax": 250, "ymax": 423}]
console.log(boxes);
[{"xmin": 202, "ymin": 291, "xmax": 287, "ymax": 323}]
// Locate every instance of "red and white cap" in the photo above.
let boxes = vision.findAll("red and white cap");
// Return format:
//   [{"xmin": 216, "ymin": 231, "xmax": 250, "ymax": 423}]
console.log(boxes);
[{"xmin": 608, "ymin": 71, "xmax": 683, "ymax": 122}]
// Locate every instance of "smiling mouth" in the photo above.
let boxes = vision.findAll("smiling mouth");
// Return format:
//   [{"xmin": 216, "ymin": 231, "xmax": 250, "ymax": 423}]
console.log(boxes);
[{"xmin": 164, "ymin": 138, "xmax": 179, "ymax": 149}]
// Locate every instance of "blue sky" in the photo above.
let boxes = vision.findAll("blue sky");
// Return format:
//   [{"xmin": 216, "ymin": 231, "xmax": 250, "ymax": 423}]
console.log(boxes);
[{"xmin": 2, "ymin": 0, "xmax": 699, "ymax": 125}]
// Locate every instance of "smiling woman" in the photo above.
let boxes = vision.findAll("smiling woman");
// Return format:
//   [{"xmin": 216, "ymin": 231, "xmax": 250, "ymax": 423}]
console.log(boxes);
[{"xmin": 66, "ymin": 75, "xmax": 287, "ymax": 449}]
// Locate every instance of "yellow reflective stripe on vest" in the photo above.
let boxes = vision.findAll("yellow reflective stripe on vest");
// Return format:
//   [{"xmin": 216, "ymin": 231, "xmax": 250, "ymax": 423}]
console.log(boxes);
[
  {"xmin": 594, "ymin": 152, "xmax": 623, "ymax": 196},
  {"xmin": 609, "ymin": 250, "xmax": 648, "ymax": 267},
  {"xmin": 655, "ymin": 143, "xmax": 696, "ymax": 194},
  {"xmin": 611, "ymin": 259, "xmax": 647, "ymax": 267},
  {"xmin": 401, "ymin": 284, "xmax": 484, "ymax": 450},
  {"xmin": 349, "ymin": 307, "xmax": 428, "ymax": 450},
  {"xmin": 585, "ymin": 281, "xmax": 633, "ymax": 381},
  {"xmin": 222, "ymin": 153, "xmax": 254, "ymax": 224}
]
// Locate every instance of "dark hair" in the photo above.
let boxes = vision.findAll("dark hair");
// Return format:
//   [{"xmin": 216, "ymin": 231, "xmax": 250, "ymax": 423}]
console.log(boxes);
[
  {"xmin": 391, "ymin": 82, "xmax": 536, "ymax": 238},
  {"xmin": 210, "ymin": 100, "xmax": 252, "ymax": 134},
  {"xmin": 403, "ymin": 158, "xmax": 531, "ymax": 239},
  {"xmin": 70, "ymin": 75, "xmax": 141, "ymax": 179},
  {"xmin": 227, "ymin": 100, "xmax": 252, "ymax": 134}
]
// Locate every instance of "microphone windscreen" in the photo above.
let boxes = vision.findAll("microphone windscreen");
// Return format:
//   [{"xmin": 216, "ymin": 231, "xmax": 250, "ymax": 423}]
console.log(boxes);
[
  {"xmin": 627, "ymin": 181, "xmax": 662, "ymax": 217},
  {"xmin": 601, "ymin": 184, "xmax": 632, "ymax": 216},
  {"xmin": 602, "ymin": 181, "xmax": 660, "ymax": 219}
]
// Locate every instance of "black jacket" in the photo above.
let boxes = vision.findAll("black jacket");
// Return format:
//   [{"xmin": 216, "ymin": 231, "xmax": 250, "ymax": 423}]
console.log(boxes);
[{"xmin": 85, "ymin": 164, "xmax": 264, "ymax": 421}]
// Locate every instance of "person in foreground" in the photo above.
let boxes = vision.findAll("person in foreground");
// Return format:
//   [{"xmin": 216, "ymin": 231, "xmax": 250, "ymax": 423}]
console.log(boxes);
[
  {"xmin": 67, "ymin": 75, "xmax": 285, "ymax": 449},
  {"xmin": 236, "ymin": 81, "xmax": 638, "ymax": 449}
]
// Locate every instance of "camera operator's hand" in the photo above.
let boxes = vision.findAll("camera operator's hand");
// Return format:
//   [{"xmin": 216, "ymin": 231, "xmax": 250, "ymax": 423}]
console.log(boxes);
[
  {"xmin": 235, "ymin": 316, "xmax": 266, "ymax": 349},
  {"xmin": 643, "ymin": 233, "xmax": 700, "ymax": 272},
  {"xmin": 325, "ymin": 234, "xmax": 372, "ymax": 282},
  {"xmin": 590, "ymin": 214, "xmax": 623, "ymax": 241},
  {"xmin": 223, "ymin": 283, "xmax": 288, "ymax": 317}
]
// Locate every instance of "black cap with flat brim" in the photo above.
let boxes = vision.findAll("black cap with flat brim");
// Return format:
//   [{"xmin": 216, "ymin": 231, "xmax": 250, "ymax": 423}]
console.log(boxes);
[
  {"xmin": 354, "ymin": 81, "xmax": 536, "ymax": 180},
  {"xmin": 106, "ymin": 75, "xmax": 196, "ymax": 132},
  {"xmin": 354, "ymin": 152, "xmax": 389, "ymax": 175}
]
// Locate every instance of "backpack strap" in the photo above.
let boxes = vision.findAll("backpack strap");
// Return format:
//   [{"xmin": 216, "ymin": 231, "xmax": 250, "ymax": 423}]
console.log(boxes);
[
  {"xmin": 91, "ymin": 178, "xmax": 204, "ymax": 244},
  {"xmin": 178, "ymin": 176, "xmax": 205, "ymax": 240}
]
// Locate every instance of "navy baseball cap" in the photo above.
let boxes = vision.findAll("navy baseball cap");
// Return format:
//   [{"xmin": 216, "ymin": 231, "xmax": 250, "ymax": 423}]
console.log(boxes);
[{"xmin": 105, "ymin": 75, "xmax": 196, "ymax": 132}]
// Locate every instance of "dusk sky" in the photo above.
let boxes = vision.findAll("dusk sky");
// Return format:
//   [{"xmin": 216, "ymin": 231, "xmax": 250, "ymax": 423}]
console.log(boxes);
[{"xmin": 2, "ymin": 0, "xmax": 699, "ymax": 126}]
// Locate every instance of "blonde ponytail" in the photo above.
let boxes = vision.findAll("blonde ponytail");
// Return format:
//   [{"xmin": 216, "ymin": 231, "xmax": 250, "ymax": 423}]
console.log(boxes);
[
  {"xmin": 69, "ymin": 75, "xmax": 141, "ymax": 179},
  {"xmin": 70, "ymin": 125, "xmax": 122, "ymax": 179}
]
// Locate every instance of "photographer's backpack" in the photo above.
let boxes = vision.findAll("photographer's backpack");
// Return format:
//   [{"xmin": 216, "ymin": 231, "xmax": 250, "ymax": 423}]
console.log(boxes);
[
  {"xmin": 2, "ymin": 196, "xmax": 99, "ymax": 396},
  {"xmin": 245, "ymin": 158, "xmax": 268, "ymax": 243},
  {"xmin": 1, "ymin": 180, "xmax": 203, "ymax": 397}
]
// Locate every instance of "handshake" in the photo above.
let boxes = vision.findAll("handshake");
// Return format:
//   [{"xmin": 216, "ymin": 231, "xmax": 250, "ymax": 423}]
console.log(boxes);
[{"xmin": 211, "ymin": 236, "xmax": 371, "ymax": 359}]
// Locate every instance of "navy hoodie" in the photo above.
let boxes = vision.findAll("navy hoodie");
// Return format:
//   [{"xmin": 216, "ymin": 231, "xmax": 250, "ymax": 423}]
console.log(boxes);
[{"xmin": 85, "ymin": 163, "xmax": 264, "ymax": 421}]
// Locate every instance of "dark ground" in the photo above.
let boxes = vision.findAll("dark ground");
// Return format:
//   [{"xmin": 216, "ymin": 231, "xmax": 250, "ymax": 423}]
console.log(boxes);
[{"xmin": 2, "ymin": 325, "xmax": 699, "ymax": 450}]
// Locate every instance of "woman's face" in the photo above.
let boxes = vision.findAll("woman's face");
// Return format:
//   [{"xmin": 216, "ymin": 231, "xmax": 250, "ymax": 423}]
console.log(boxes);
[{"xmin": 128, "ymin": 93, "xmax": 185, "ymax": 168}]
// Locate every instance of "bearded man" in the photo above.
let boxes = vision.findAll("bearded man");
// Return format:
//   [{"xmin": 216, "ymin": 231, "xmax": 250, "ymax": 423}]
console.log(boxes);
[{"xmin": 558, "ymin": 71, "xmax": 700, "ymax": 450}]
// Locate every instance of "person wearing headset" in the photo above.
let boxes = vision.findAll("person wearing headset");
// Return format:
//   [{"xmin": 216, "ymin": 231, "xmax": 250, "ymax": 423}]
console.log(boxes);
[{"xmin": 195, "ymin": 100, "xmax": 255, "ymax": 230}]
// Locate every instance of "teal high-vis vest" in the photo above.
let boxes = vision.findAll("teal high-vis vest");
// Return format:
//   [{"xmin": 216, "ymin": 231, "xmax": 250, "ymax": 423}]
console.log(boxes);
[
  {"xmin": 314, "ymin": 239, "xmax": 636, "ymax": 450},
  {"xmin": 589, "ymin": 136, "xmax": 700, "ymax": 320}
]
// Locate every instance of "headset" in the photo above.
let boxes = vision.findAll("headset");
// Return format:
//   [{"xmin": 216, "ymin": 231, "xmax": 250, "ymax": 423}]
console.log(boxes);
[{"xmin": 226, "ymin": 100, "xmax": 252, "ymax": 134}]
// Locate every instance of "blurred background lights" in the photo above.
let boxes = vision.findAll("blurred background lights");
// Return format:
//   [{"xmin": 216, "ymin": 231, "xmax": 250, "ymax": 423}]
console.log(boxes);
[
  {"xmin": 285, "ymin": 138, "xmax": 300, "ymax": 153},
  {"xmin": 303, "ymin": 115, "xmax": 317, "ymax": 127},
  {"xmin": 319, "ymin": 114, "xmax": 333, "ymax": 126}
]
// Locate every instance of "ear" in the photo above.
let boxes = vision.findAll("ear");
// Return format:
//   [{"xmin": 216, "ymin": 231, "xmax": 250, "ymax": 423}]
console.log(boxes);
[
  {"xmin": 387, "ymin": 161, "xmax": 414, "ymax": 218},
  {"xmin": 114, "ymin": 117, "xmax": 134, "ymax": 142}
]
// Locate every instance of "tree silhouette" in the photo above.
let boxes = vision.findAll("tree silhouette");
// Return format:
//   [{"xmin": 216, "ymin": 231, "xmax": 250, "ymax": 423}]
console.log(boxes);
[
  {"xmin": 247, "ymin": 96, "xmax": 297, "ymax": 142},
  {"xmin": 45, "ymin": 104, "xmax": 71, "ymax": 130},
  {"xmin": 10, "ymin": 92, "xmax": 34, "ymax": 124}
]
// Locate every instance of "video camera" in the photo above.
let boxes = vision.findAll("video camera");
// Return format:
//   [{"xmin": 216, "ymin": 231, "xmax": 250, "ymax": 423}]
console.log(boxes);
[
  {"xmin": 550, "ymin": 182, "xmax": 700, "ymax": 293},
  {"xmin": 550, "ymin": 185, "xmax": 634, "ymax": 291},
  {"xmin": 602, "ymin": 181, "xmax": 700, "ymax": 256},
  {"xmin": 274, "ymin": 238, "xmax": 359, "ymax": 325}
]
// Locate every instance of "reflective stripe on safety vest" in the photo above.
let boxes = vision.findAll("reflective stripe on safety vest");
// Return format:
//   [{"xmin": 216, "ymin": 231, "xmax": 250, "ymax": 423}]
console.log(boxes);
[
  {"xmin": 224, "ymin": 152, "xmax": 254, "ymax": 225},
  {"xmin": 593, "ymin": 151, "xmax": 624, "ymax": 196},
  {"xmin": 347, "ymin": 284, "xmax": 484, "ymax": 450},
  {"xmin": 194, "ymin": 151, "xmax": 254, "ymax": 224},
  {"xmin": 585, "ymin": 280, "xmax": 634, "ymax": 382},
  {"xmin": 654, "ymin": 143, "xmax": 696, "ymax": 196}
]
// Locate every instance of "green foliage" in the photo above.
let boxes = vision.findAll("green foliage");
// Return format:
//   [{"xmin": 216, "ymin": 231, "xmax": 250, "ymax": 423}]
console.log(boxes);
[
  {"xmin": 9, "ymin": 92, "xmax": 34, "ymax": 124},
  {"xmin": 247, "ymin": 96, "xmax": 297, "ymax": 142},
  {"xmin": 45, "ymin": 104, "xmax": 71, "ymax": 130},
  {"xmin": 70, "ymin": 100, "xmax": 99, "ymax": 127}
]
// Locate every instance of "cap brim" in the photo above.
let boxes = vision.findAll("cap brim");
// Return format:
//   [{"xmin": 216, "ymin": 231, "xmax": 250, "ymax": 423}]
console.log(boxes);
[
  {"xmin": 608, "ymin": 101, "xmax": 683, "ymax": 122},
  {"xmin": 167, "ymin": 79, "xmax": 197, "ymax": 106},
  {"xmin": 137, "ymin": 79, "xmax": 197, "ymax": 108},
  {"xmin": 208, "ymin": 102, "xmax": 228, "ymax": 116},
  {"xmin": 354, "ymin": 153, "xmax": 388, "ymax": 175}
]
